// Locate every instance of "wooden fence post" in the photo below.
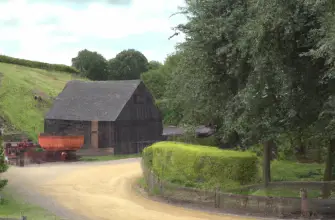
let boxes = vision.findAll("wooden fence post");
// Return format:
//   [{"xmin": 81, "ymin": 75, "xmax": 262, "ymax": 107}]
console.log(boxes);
[
  {"xmin": 277, "ymin": 197, "xmax": 284, "ymax": 218},
  {"xmin": 300, "ymin": 188, "xmax": 310, "ymax": 218},
  {"xmin": 214, "ymin": 187, "xmax": 220, "ymax": 208}
]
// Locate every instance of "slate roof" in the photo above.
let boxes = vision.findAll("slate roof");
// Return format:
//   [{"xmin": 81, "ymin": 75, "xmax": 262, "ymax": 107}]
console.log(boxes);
[{"xmin": 45, "ymin": 80, "xmax": 141, "ymax": 121}]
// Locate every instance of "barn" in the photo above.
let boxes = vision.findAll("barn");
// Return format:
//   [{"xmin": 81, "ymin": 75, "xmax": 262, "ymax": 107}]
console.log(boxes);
[{"xmin": 44, "ymin": 80, "xmax": 163, "ymax": 154}]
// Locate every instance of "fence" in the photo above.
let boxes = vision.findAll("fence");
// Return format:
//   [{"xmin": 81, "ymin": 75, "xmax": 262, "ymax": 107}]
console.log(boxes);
[{"xmin": 141, "ymin": 162, "xmax": 335, "ymax": 219}]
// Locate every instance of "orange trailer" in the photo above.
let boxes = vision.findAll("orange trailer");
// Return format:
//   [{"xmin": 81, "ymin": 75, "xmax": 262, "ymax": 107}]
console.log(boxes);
[
  {"xmin": 38, "ymin": 134, "xmax": 84, "ymax": 151},
  {"xmin": 38, "ymin": 134, "xmax": 84, "ymax": 161}
]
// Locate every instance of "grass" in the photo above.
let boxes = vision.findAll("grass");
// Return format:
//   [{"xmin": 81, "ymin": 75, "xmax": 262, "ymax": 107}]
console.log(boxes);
[
  {"xmin": 271, "ymin": 160, "xmax": 324, "ymax": 181},
  {"xmin": 234, "ymin": 188, "xmax": 321, "ymax": 198},
  {"xmin": 0, "ymin": 190, "xmax": 60, "ymax": 220},
  {"xmin": 79, "ymin": 153, "xmax": 142, "ymax": 162},
  {"xmin": 0, "ymin": 63, "xmax": 86, "ymax": 141},
  {"xmin": 228, "ymin": 160, "xmax": 324, "ymax": 198}
]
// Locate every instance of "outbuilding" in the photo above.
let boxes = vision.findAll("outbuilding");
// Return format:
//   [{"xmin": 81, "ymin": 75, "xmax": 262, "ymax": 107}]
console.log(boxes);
[{"xmin": 44, "ymin": 80, "xmax": 163, "ymax": 154}]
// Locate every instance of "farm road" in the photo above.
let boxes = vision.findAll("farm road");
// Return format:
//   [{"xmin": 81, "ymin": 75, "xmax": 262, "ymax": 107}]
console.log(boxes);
[{"xmin": 4, "ymin": 158, "xmax": 254, "ymax": 220}]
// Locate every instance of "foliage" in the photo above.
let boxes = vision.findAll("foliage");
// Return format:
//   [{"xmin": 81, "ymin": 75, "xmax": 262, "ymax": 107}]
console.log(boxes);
[
  {"xmin": 148, "ymin": 61, "xmax": 162, "ymax": 70},
  {"xmin": 0, "ymin": 132, "xmax": 8, "ymax": 191},
  {"xmin": 141, "ymin": 69, "xmax": 170, "ymax": 100},
  {"xmin": 0, "ymin": 63, "xmax": 86, "ymax": 140},
  {"xmin": 142, "ymin": 141, "xmax": 259, "ymax": 190},
  {"xmin": 0, "ymin": 55, "xmax": 78, "ymax": 74},
  {"xmin": 160, "ymin": 0, "xmax": 335, "ymax": 184},
  {"xmin": 167, "ymin": 132, "xmax": 219, "ymax": 146},
  {"xmin": 108, "ymin": 49, "xmax": 149, "ymax": 80},
  {"xmin": 155, "ymin": 99, "xmax": 183, "ymax": 125},
  {"xmin": 71, "ymin": 49, "xmax": 108, "ymax": 80}
]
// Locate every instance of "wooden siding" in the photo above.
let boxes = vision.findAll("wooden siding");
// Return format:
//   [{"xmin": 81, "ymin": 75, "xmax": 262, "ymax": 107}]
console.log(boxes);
[
  {"xmin": 117, "ymin": 82, "xmax": 162, "ymax": 121},
  {"xmin": 98, "ymin": 121, "xmax": 115, "ymax": 148}
]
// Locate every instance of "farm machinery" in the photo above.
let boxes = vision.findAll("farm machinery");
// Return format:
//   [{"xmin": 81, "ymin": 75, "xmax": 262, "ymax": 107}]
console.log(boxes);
[{"xmin": 4, "ymin": 134, "xmax": 84, "ymax": 166}]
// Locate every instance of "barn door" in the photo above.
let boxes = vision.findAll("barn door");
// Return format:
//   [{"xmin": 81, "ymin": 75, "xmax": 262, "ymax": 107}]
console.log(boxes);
[{"xmin": 91, "ymin": 120, "xmax": 99, "ymax": 148}]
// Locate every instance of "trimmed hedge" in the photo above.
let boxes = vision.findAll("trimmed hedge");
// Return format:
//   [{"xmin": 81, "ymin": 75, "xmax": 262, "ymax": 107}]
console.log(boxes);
[
  {"xmin": 0, "ymin": 55, "xmax": 79, "ymax": 74},
  {"xmin": 142, "ymin": 141, "xmax": 259, "ymax": 190}
]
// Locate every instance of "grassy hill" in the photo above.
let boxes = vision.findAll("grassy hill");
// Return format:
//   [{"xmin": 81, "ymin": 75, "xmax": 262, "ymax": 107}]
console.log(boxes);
[{"xmin": 0, "ymin": 62, "xmax": 85, "ymax": 141}]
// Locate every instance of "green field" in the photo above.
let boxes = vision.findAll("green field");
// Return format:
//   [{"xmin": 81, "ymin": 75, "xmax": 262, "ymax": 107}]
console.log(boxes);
[
  {"xmin": 0, "ymin": 63, "xmax": 86, "ymax": 141},
  {"xmin": 0, "ymin": 191, "xmax": 60, "ymax": 220}
]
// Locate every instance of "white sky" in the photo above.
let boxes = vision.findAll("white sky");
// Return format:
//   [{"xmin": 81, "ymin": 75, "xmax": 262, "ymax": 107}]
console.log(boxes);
[{"xmin": 0, "ymin": 0, "xmax": 186, "ymax": 64}]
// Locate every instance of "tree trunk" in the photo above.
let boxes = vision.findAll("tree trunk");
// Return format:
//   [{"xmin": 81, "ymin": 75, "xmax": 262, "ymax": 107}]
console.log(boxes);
[
  {"xmin": 322, "ymin": 139, "xmax": 335, "ymax": 198},
  {"xmin": 263, "ymin": 140, "xmax": 272, "ymax": 187}
]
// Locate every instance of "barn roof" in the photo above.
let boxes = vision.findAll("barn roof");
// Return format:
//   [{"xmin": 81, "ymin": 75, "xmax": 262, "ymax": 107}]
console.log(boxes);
[{"xmin": 45, "ymin": 80, "xmax": 141, "ymax": 121}]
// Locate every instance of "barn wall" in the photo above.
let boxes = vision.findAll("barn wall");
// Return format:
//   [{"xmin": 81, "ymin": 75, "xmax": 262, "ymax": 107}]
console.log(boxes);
[
  {"xmin": 113, "ymin": 82, "xmax": 164, "ymax": 154},
  {"xmin": 44, "ymin": 119, "xmax": 91, "ymax": 148},
  {"xmin": 98, "ymin": 121, "xmax": 115, "ymax": 148},
  {"xmin": 117, "ymin": 82, "xmax": 162, "ymax": 121},
  {"xmin": 113, "ymin": 120, "xmax": 163, "ymax": 154}
]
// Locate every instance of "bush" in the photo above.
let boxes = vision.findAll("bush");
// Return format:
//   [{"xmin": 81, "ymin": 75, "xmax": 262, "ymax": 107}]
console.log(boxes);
[
  {"xmin": 167, "ymin": 134, "xmax": 218, "ymax": 146},
  {"xmin": 142, "ymin": 141, "xmax": 259, "ymax": 190},
  {"xmin": 0, "ymin": 55, "xmax": 79, "ymax": 74}
]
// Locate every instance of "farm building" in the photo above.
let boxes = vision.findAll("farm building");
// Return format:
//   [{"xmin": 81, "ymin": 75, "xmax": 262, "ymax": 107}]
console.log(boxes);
[{"xmin": 44, "ymin": 80, "xmax": 163, "ymax": 154}]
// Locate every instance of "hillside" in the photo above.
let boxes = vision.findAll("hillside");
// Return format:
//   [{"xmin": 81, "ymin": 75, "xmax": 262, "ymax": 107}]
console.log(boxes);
[{"xmin": 0, "ymin": 62, "xmax": 85, "ymax": 141}]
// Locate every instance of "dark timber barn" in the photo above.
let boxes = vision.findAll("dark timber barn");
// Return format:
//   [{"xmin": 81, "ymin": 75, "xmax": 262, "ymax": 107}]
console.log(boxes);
[{"xmin": 44, "ymin": 80, "xmax": 163, "ymax": 154}]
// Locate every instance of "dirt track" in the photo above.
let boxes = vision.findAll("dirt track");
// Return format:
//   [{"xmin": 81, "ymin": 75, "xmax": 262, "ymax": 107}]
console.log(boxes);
[{"xmin": 4, "ymin": 158, "xmax": 255, "ymax": 220}]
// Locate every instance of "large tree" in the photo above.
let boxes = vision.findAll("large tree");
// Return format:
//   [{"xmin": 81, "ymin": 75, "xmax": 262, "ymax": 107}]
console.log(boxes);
[
  {"xmin": 141, "ymin": 54, "xmax": 180, "ymax": 100},
  {"xmin": 71, "ymin": 49, "xmax": 109, "ymax": 80},
  {"xmin": 168, "ymin": 0, "xmax": 335, "ymax": 186},
  {"xmin": 107, "ymin": 49, "xmax": 149, "ymax": 80}
]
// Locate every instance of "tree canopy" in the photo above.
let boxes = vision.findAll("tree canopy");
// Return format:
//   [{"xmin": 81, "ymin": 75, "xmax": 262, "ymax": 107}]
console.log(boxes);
[
  {"xmin": 108, "ymin": 49, "xmax": 149, "ymax": 80},
  {"xmin": 71, "ymin": 49, "xmax": 108, "ymax": 80}
]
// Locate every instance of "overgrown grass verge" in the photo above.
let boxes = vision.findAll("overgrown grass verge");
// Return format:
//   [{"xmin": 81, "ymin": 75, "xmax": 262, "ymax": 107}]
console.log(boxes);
[
  {"xmin": 0, "ymin": 191, "xmax": 60, "ymax": 220},
  {"xmin": 79, "ymin": 153, "xmax": 141, "ymax": 162}
]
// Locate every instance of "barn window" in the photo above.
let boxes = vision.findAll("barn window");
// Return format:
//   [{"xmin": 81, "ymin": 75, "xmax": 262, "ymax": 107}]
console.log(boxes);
[{"xmin": 134, "ymin": 95, "xmax": 144, "ymax": 104}]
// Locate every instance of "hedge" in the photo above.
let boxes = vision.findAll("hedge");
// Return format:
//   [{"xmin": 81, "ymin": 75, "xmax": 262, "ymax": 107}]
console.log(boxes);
[
  {"xmin": 0, "ymin": 55, "xmax": 79, "ymax": 74},
  {"xmin": 142, "ymin": 141, "xmax": 260, "ymax": 190}
]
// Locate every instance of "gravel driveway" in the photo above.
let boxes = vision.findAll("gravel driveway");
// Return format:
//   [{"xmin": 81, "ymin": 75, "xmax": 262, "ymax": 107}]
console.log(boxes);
[{"xmin": 3, "ymin": 158, "xmax": 255, "ymax": 220}]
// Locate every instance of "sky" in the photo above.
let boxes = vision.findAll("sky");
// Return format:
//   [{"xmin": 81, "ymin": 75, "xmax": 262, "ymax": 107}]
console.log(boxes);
[{"xmin": 0, "ymin": 0, "xmax": 187, "ymax": 65}]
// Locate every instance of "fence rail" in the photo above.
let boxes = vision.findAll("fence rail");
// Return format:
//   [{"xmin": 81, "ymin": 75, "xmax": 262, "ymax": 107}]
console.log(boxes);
[{"xmin": 141, "ymin": 161, "xmax": 335, "ymax": 219}]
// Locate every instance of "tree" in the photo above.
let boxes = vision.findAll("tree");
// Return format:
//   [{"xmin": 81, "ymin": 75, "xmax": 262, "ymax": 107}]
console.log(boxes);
[
  {"xmin": 71, "ymin": 49, "xmax": 108, "ymax": 80},
  {"xmin": 141, "ymin": 69, "xmax": 169, "ymax": 100},
  {"xmin": 141, "ymin": 54, "xmax": 180, "ymax": 100},
  {"xmin": 0, "ymin": 128, "xmax": 8, "ymax": 190},
  {"xmin": 107, "ymin": 49, "xmax": 149, "ymax": 80},
  {"xmin": 168, "ymin": 0, "xmax": 335, "ymax": 187},
  {"xmin": 148, "ymin": 61, "xmax": 162, "ymax": 70}
]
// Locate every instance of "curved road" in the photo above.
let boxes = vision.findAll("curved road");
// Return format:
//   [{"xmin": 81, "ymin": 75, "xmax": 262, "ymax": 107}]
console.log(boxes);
[{"xmin": 4, "ymin": 158, "xmax": 255, "ymax": 220}]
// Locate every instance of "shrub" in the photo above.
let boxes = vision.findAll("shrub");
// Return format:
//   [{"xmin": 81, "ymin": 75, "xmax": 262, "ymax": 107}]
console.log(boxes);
[
  {"xmin": 167, "ymin": 134, "xmax": 219, "ymax": 146},
  {"xmin": 0, "ymin": 55, "xmax": 79, "ymax": 74},
  {"xmin": 142, "ymin": 141, "xmax": 259, "ymax": 190}
]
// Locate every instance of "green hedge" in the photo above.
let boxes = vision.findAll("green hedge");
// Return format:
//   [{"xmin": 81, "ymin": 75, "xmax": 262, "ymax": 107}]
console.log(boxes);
[
  {"xmin": 0, "ymin": 55, "xmax": 79, "ymax": 74},
  {"xmin": 142, "ymin": 141, "xmax": 259, "ymax": 190}
]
